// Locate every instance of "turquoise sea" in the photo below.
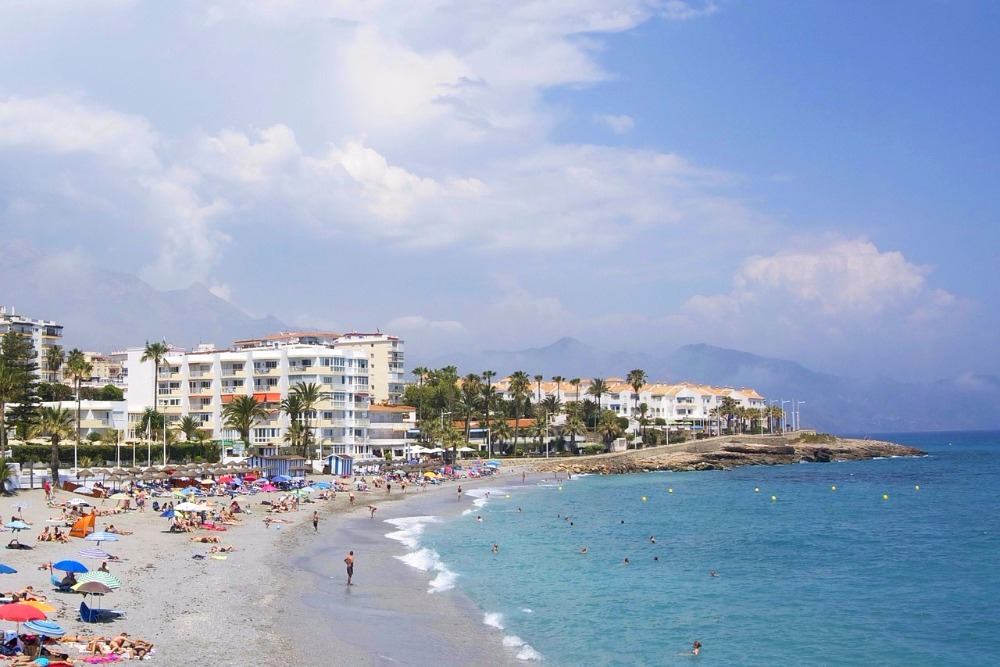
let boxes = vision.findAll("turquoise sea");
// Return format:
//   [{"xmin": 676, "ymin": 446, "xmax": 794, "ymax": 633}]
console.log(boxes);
[{"xmin": 387, "ymin": 432, "xmax": 1000, "ymax": 665}]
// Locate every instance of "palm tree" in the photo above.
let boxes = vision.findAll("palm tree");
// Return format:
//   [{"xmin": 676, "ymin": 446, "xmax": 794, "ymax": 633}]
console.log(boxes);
[
  {"xmin": 38, "ymin": 406, "xmax": 74, "ymax": 485},
  {"xmin": 490, "ymin": 418, "xmax": 512, "ymax": 455},
  {"xmin": 44, "ymin": 345, "xmax": 64, "ymax": 383},
  {"xmin": 291, "ymin": 382, "xmax": 328, "ymax": 466},
  {"xmin": 637, "ymin": 403, "xmax": 651, "ymax": 447},
  {"xmin": 0, "ymin": 457, "xmax": 13, "ymax": 495},
  {"xmin": 481, "ymin": 370, "xmax": 496, "ymax": 456},
  {"xmin": 459, "ymin": 373, "xmax": 483, "ymax": 445},
  {"xmin": 65, "ymin": 349, "xmax": 92, "ymax": 449},
  {"xmin": 562, "ymin": 409, "xmax": 587, "ymax": 454},
  {"xmin": 137, "ymin": 407, "xmax": 165, "ymax": 440},
  {"xmin": 551, "ymin": 376, "xmax": 564, "ymax": 402},
  {"xmin": 718, "ymin": 396, "xmax": 739, "ymax": 433},
  {"xmin": 534, "ymin": 375, "xmax": 544, "ymax": 404},
  {"xmin": 175, "ymin": 415, "xmax": 203, "ymax": 442},
  {"xmin": 570, "ymin": 378, "xmax": 581, "ymax": 405},
  {"xmin": 141, "ymin": 341, "xmax": 170, "ymax": 417},
  {"xmin": 507, "ymin": 371, "xmax": 530, "ymax": 453},
  {"xmin": 586, "ymin": 378, "xmax": 609, "ymax": 420},
  {"xmin": 540, "ymin": 395, "xmax": 561, "ymax": 419},
  {"xmin": 279, "ymin": 393, "xmax": 305, "ymax": 455},
  {"xmin": 626, "ymin": 369, "xmax": 647, "ymax": 418},
  {"xmin": 222, "ymin": 395, "xmax": 267, "ymax": 445},
  {"xmin": 597, "ymin": 410, "xmax": 624, "ymax": 449},
  {"xmin": 0, "ymin": 365, "xmax": 18, "ymax": 451}
]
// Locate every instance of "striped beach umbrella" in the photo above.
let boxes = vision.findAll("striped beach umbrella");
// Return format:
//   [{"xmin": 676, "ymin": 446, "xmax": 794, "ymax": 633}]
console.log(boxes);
[
  {"xmin": 85, "ymin": 531, "xmax": 119, "ymax": 544},
  {"xmin": 23, "ymin": 619, "xmax": 66, "ymax": 638},
  {"xmin": 77, "ymin": 571, "xmax": 122, "ymax": 589},
  {"xmin": 77, "ymin": 548, "xmax": 111, "ymax": 560}
]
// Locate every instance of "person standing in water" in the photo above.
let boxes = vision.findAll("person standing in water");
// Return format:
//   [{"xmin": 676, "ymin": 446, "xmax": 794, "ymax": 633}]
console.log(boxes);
[{"xmin": 692, "ymin": 640, "xmax": 702, "ymax": 655}]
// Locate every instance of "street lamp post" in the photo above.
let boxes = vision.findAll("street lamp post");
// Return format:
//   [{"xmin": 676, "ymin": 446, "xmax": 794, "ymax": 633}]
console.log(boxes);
[
  {"xmin": 796, "ymin": 401, "xmax": 807, "ymax": 431},
  {"xmin": 781, "ymin": 400, "xmax": 790, "ymax": 433}
]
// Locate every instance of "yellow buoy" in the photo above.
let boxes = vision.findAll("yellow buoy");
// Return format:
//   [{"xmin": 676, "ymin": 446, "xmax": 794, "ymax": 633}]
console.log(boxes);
[
  {"xmin": 558, "ymin": 486, "xmax": 563, "ymax": 491},
  {"xmin": 915, "ymin": 485, "xmax": 920, "ymax": 491},
  {"xmin": 883, "ymin": 494, "xmax": 889, "ymax": 501},
  {"xmin": 668, "ymin": 488, "xmax": 673, "ymax": 493},
  {"xmin": 771, "ymin": 496, "xmax": 777, "ymax": 501},
  {"xmin": 505, "ymin": 494, "xmax": 511, "ymax": 499},
  {"xmin": 754, "ymin": 487, "xmax": 760, "ymax": 493},
  {"xmin": 642, "ymin": 496, "xmax": 647, "ymax": 502},
  {"xmin": 831, "ymin": 486, "xmax": 836, "ymax": 491}
]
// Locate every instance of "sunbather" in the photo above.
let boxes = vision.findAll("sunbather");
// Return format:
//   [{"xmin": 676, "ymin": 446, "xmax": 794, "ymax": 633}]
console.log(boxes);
[
  {"xmin": 208, "ymin": 545, "xmax": 236, "ymax": 553},
  {"xmin": 189, "ymin": 535, "xmax": 221, "ymax": 543}
]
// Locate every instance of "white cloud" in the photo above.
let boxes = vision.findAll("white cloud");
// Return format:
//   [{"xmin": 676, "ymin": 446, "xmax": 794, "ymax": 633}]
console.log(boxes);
[
  {"xmin": 0, "ymin": 95, "xmax": 160, "ymax": 170},
  {"xmin": 596, "ymin": 114, "xmax": 635, "ymax": 134},
  {"xmin": 388, "ymin": 315, "xmax": 466, "ymax": 334}
]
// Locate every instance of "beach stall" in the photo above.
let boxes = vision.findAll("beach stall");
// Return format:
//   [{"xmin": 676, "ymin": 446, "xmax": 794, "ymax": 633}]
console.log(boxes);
[{"xmin": 324, "ymin": 454, "xmax": 354, "ymax": 477}]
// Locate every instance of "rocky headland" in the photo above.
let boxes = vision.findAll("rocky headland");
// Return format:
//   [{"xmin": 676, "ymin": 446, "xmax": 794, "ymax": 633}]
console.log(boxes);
[{"xmin": 534, "ymin": 434, "xmax": 926, "ymax": 475}]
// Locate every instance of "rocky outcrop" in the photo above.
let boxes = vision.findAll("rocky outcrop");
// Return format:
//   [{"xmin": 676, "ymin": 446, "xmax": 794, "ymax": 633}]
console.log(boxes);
[{"xmin": 533, "ymin": 436, "xmax": 925, "ymax": 475}]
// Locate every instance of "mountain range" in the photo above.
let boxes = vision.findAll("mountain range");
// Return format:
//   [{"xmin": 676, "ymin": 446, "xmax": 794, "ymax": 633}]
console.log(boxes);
[{"xmin": 2, "ymin": 244, "xmax": 997, "ymax": 434}]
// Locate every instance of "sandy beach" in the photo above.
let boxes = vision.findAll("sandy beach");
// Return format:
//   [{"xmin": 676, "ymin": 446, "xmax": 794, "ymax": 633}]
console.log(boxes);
[{"xmin": 0, "ymin": 467, "xmax": 534, "ymax": 666}]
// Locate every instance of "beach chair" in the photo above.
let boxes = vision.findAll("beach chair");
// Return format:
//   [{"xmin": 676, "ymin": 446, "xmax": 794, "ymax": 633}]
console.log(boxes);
[{"xmin": 79, "ymin": 600, "xmax": 126, "ymax": 623}]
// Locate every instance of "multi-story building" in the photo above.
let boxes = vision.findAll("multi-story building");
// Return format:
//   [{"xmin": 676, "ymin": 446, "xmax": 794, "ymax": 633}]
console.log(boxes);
[
  {"xmin": 494, "ymin": 377, "xmax": 770, "ymax": 434},
  {"xmin": 123, "ymin": 340, "xmax": 373, "ymax": 459},
  {"xmin": 233, "ymin": 331, "xmax": 405, "ymax": 405},
  {"xmin": 0, "ymin": 306, "xmax": 63, "ymax": 378},
  {"xmin": 39, "ymin": 400, "xmax": 128, "ymax": 441}
]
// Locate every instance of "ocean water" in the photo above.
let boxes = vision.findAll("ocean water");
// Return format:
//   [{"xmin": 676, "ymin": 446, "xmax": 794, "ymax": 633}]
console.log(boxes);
[{"xmin": 387, "ymin": 432, "xmax": 1000, "ymax": 666}]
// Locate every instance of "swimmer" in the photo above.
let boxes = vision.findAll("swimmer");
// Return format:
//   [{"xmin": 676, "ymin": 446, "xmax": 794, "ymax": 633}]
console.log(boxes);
[
  {"xmin": 710, "ymin": 570, "xmax": 719, "ymax": 577},
  {"xmin": 654, "ymin": 555, "xmax": 659, "ymax": 562},
  {"xmin": 581, "ymin": 547, "xmax": 587, "ymax": 554},
  {"xmin": 491, "ymin": 543, "xmax": 499, "ymax": 553},
  {"xmin": 650, "ymin": 535, "xmax": 656, "ymax": 544},
  {"xmin": 476, "ymin": 516, "xmax": 483, "ymax": 523},
  {"xmin": 624, "ymin": 557, "xmax": 630, "ymax": 565},
  {"xmin": 692, "ymin": 640, "xmax": 702, "ymax": 655},
  {"xmin": 620, "ymin": 519, "xmax": 625, "ymax": 525}
]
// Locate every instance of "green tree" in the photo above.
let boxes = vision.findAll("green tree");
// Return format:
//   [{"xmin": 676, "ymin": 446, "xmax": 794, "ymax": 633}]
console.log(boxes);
[
  {"xmin": 44, "ymin": 345, "xmax": 64, "ymax": 383},
  {"xmin": 637, "ymin": 403, "xmax": 651, "ymax": 447},
  {"xmin": 291, "ymin": 382, "xmax": 328, "ymax": 466},
  {"xmin": 481, "ymin": 370, "xmax": 496, "ymax": 457},
  {"xmin": 626, "ymin": 369, "xmax": 647, "ymax": 419},
  {"xmin": 586, "ymin": 378, "xmax": 609, "ymax": 417},
  {"xmin": 570, "ymin": 378, "xmax": 581, "ymax": 404},
  {"xmin": 718, "ymin": 396, "xmax": 739, "ymax": 433},
  {"xmin": 551, "ymin": 376, "xmax": 564, "ymax": 402},
  {"xmin": 562, "ymin": 410, "xmax": 587, "ymax": 454},
  {"xmin": 0, "ymin": 365, "xmax": 18, "ymax": 451},
  {"xmin": 596, "ymin": 410, "xmax": 624, "ymax": 448},
  {"xmin": 140, "ymin": 341, "xmax": 170, "ymax": 413},
  {"xmin": 1, "ymin": 330, "xmax": 40, "ymax": 444},
  {"xmin": 459, "ymin": 373, "xmax": 483, "ymax": 445},
  {"xmin": 279, "ymin": 392, "xmax": 305, "ymax": 456},
  {"xmin": 222, "ymin": 395, "xmax": 267, "ymax": 445},
  {"xmin": 490, "ymin": 418, "xmax": 511, "ymax": 454},
  {"xmin": 37, "ymin": 382, "xmax": 74, "ymax": 402},
  {"xmin": 175, "ymin": 415, "xmax": 203, "ymax": 442},
  {"xmin": 507, "ymin": 371, "xmax": 530, "ymax": 452},
  {"xmin": 100, "ymin": 385, "xmax": 124, "ymax": 401},
  {"xmin": 65, "ymin": 348, "xmax": 92, "ymax": 448},
  {"xmin": 38, "ymin": 405, "xmax": 74, "ymax": 485},
  {"xmin": 138, "ymin": 407, "xmax": 165, "ymax": 439},
  {"xmin": 0, "ymin": 457, "xmax": 12, "ymax": 495}
]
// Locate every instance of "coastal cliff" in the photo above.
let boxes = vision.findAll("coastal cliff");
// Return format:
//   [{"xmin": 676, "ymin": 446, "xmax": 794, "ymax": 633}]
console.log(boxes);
[{"xmin": 533, "ymin": 434, "xmax": 926, "ymax": 475}]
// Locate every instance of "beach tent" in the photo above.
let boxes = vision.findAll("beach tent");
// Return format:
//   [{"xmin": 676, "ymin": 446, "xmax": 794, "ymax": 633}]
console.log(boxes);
[{"xmin": 69, "ymin": 514, "xmax": 96, "ymax": 538}]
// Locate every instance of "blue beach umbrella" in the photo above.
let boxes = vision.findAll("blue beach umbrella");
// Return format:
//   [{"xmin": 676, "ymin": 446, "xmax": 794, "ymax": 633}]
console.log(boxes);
[
  {"xmin": 273, "ymin": 475, "xmax": 292, "ymax": 483},
  {"xmin": 0, "ymin": 563, "xmax": 16, "ymax": 574},
  {"xmin": 313, "ymin": 482, "xmax": 331, "ymax": 489},
  {"xmin": 4, "ymin": 521, "xmax": 30, "ymax": 531},
  {"xmin": 160, "ymin": 509, "xmax": 176, "ymax": 519},
  {"xmin": 23, "ymin": 619, "xmax": 65, "ymax": 638},
  {"xmin": 85, "ymin": 532, "xmax": 119, "ymax": 544},
  {"xmin": 51, "ymin": 560, "xmax": 88, "ymax": 573}
]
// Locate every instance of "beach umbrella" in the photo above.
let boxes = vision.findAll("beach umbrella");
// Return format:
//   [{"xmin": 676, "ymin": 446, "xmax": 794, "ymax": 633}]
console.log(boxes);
[
  {"xmin": 77, "ymin": 571, "xmax": 122, "ymax": 589},
  {"xmin": 23, "ymin": 619, "xmax": 65, "ymax": 638},
  {"xmin": 313, "ymin": 482, "xmax": 331, "ymax": 489},
  {"xmin": 273, "ymin": 475, "xmax": 292, "ymax": 483},
  {"xmin": 85, "ymin": 532, "xmax": 119, "ymax": 545},
  {"xmin": 218, "ymin": 475, "xmax": 234, "ymax": 483},
  {"xmin": 66, "ymin": 498, "xmax": 92, "ymax": 507},
  {"xmin": 0, "ymin": 602, "xmax": 46, "ymax": 633},
  {"xmin": 0, "ymin": 563, "xmax": 15, "ymax": 574},
  {"xmin": 5, "ymin": 520, "xmax": 30, "ymax": 531},
  {"xmin": 108, "ymin": 493, "xmax": 130, "ymax": 501},
  {"xmin": 21, "ymin": 600, "xmax": 57, "ymax": 614},
  {"xmin": 260, "ymin": 483, "xmax": 277, "ymax": 492},
  {"xmin": 76, "ymin": 468, "xmax": 95, "ymax": 479},
  {"xmin": 73, "ymin": 486, "xmax": 97, "ymax": 496},
  {"xmin": 11, "ymin": 501, "xmax": 31, "ymax": 515},
  {"xmin": 73, "ymin": 580, "xmax": 112, "ymax": 595},
  {"xmin": 174, "ymin": 502, "xmax": 201, "ymax": 512},
  {"xmin": 77, "ymin": 548, "xmax": 111, "ymax": 560},
  {"xmin": 52, "ymin": 560, "xmax": 88, "ymax": 573},
  {"xmin": 159, "ymin": 509, "xmax": 175, "ymax": 519}
]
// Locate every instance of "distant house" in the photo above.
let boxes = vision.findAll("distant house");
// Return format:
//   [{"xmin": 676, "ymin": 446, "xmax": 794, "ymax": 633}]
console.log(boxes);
[{"xmin": 247, "ymin": 444, "xmax": 307, "ymax": 479}]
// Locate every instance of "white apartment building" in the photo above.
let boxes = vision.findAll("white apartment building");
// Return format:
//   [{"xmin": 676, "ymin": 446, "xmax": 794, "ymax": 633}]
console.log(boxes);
[
  {"xmin": 40, "ymin": 400, "xmax": 128, "ymax": 441},
  {"xmin": 496, "ymin": 377, "xmax": 769, "ymax": 434},
  {"xmin": 0, "ymin": 306, "xmax": 63, "ymax": 378},
  {"xmin": 232, "ymin": 331, "xmax": 405, "ymax": 405},
  {"xmin": 124, "ymin": 341, "xmax": 374, "ymax": 459}
]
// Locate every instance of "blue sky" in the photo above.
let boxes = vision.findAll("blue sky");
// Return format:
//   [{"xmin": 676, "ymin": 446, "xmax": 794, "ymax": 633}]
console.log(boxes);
[{"xmin": 1, "ymin": 0, "xmax": 997, "ymax": 381}]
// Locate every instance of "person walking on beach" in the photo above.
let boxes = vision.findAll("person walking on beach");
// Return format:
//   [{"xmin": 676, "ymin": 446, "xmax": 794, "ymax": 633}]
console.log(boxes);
[
  {"xmin": 344, "ymin": 551, "xmax": 354, "ymax": 585},
  {"xmin": 368, "ymin": 505, "xmax": 377, "ymax": 518},
  {"xmin": 457, "ymin": 485, "xmax": 462, "ymax": 500},
  {"xmin": 312, "ymin": 511, "xmax": 319, "ymax": 532},
  {"xmin": 349, "ymin": 492, "xmax": 355, "ymax": 505}
]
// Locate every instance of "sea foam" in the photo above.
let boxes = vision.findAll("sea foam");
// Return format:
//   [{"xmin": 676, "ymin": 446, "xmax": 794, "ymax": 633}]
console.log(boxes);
[
  {"xmin": 503, "ymin": 636, "xmax": 542, "ymax": 661},
  {"xmin": 483, "ymin": 612, "xmax": 504, "ymax": 629}
]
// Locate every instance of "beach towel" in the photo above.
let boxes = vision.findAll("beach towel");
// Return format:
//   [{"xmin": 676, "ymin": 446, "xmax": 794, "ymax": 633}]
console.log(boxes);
[{"xmin": 81, "ymin": 655, "xmax": 120, "ymax": 664}]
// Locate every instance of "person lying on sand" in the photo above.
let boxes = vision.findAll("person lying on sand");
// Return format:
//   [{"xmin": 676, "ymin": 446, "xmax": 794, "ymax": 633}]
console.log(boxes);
[
  {"xmin": 208, "ymin": 545, "xmax": 236, "ymax": 553},
  {"xmin": 189, "ymin": 535, "xmax": 221, "ymax": 543}
]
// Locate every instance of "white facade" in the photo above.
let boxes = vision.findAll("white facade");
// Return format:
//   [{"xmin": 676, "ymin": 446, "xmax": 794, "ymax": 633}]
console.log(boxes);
[
  {"xmin": 0, "ymin": 306, "xmax": 63, "ymax": 378},
  {"xmin": 124, "ymin": 343, "xmax": 374, "ymax": 457},
  {"xmin": 40, "ymin": 400, "xmax": 128, "ymax": 440}
]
